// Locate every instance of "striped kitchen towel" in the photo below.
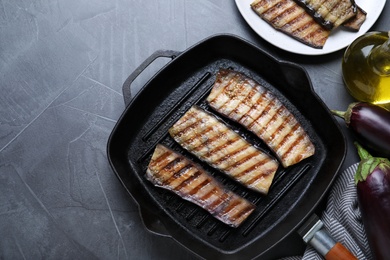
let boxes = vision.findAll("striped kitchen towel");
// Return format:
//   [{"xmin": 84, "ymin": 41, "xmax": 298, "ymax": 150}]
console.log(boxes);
[{"xmin": 282, "ymin": 163, "xmax": 373, "ymax": 260}]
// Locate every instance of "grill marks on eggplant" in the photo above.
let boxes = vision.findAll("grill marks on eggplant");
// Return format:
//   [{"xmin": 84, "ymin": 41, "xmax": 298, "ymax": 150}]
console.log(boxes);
[
  {"xmin": 169, "ymin": 106, "xmax": 279, "ymax": 195},
  {"xmin": 294, "ymin": 0, "xmax": 357, "ymax": 29},
  {"xmin": 251, "ymin": 0, "xmax": 330, "ymax": 48},
  {"xmin": 146, "ymin": 144, "xmax": 255, "ymax": 227},
  {"xmin": 207, "ymin": 69, "xmax": 315, "ymax": 168}
]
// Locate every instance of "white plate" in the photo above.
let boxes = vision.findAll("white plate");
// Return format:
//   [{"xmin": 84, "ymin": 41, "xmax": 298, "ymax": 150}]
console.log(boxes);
[{"xmin": 235, "ymin": 0, "xmax": 387, "ymax": 55}]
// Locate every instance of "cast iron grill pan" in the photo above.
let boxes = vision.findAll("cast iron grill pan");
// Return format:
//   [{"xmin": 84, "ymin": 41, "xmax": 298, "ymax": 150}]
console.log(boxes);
[{"xmin": 107, "ymin": 34, "xmax": 346, "ymax": 260}]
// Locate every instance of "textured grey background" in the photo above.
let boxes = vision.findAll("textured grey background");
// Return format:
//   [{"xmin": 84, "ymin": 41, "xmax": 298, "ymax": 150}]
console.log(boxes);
[{"xmin": 1, "ymin": 0, "xmax": 389, "ymax": 259}]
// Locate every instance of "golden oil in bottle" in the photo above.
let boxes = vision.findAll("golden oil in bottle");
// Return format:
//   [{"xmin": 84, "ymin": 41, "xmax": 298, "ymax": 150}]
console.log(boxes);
[{"xmin": 342, "ymin": 31, "xmax": 390, "ymax": 109}]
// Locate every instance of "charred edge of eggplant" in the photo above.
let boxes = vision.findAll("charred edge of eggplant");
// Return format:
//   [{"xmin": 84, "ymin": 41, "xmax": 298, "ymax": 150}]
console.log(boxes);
[{"xmin": 350, "ymin": 0, "xmax": 358, "ymax": 13}]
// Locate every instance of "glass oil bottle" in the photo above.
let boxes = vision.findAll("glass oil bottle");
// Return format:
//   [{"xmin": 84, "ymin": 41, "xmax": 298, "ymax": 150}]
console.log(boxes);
[{"xmin": 342, "ymin": 31, "xmax": 390, "ymax": 109}]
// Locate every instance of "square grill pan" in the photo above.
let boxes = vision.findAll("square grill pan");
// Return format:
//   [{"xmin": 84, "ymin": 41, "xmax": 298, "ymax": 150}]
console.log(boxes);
[{"xmin": 107, "ymin": 34, "xmax": 346, "ymax": 260}]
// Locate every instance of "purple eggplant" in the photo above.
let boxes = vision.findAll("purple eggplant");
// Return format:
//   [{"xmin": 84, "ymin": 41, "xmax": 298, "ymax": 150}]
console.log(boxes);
[
  {"xmin": 354, "ymin": 142, "xmax": 390, "ymax": 260},
  {"xmin": 332, "ymin": 102, "xmax": 390, "ymax": 158}
]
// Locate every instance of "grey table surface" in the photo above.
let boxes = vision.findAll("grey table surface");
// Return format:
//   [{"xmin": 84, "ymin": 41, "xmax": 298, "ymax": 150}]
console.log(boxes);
[{"xmin": 1, "ymin": 0, "xmax": 389, "ymax": 259}]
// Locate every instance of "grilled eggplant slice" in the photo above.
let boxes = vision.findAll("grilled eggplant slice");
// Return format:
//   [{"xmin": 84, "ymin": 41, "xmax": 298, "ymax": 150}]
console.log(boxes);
[
  {"xmin": 169, "ymin": 106, "xmax": 279, "ymax": 194},
  {"xmin": 251, "ymin": 0, "xmax": 330, "ymax": 49},
  {"xmin": 146, "ymin": 144, "xmax": 256, "ymax": 227},
  {"xmin": 207, "ymin": 69, "xmax": 315, "ymax": 168},
  {"xmin": 342, "ymin": 5, "xmax": 366, "ymax": 31},
  {"xmin": 293, "ymin": 0, "xmax": 357, "ymax": 29}
]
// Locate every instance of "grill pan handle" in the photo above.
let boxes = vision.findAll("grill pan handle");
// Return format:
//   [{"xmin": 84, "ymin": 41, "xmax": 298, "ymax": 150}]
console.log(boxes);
[
  {"xmin": 122, "ymin": 50, "xmax": 181, "ymax": 106},
  {"xmin": 139, "ymin": 206, "xmax": 170, "ymax": 237}
]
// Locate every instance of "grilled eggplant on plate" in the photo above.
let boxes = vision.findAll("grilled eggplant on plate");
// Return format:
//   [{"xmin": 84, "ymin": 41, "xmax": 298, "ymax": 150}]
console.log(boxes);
[
  {"xmin": 251, "ymin": 0, "xmax": 330, "ymax": 49},
  {"xmin": 207, "ymin": 69, "xmax": 315, "ymax": 168},
  {"xmin": 146, "ymin": 144, "xmax": 256, "ymax": 227},
  {"xmin": 169, "ymin": 106, "xmax": 279, "ymax": 195},
  {"xmin": 293, "ymin": 0, "xmax": 357, "ymax": 30}
]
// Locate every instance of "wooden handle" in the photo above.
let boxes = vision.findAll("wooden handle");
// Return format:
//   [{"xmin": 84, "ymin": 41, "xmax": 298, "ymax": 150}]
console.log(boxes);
[{"xmin": 325, "ymin": 242, "xmax": 357, "ymax": 260}]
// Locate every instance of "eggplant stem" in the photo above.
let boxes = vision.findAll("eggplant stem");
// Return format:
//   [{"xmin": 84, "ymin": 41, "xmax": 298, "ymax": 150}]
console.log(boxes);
[
  {"xmin": 331, "ymin": 109, "xmax": 346, "ymax": 119},
  {"xmin": 354, "ymin": 142, "xmax": 390, "ymax": 184},
  {"xmin": 355, "ymin": 142, "xmax": 373, "ymax": 160}
]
